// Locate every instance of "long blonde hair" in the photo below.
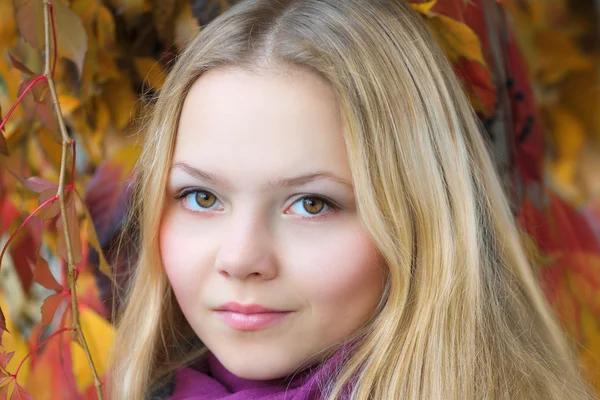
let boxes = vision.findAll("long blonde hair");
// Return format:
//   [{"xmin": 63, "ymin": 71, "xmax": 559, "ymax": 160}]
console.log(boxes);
[{"xmin": 108, "ymin": 0, "xmax": 596, "ymax": 398}]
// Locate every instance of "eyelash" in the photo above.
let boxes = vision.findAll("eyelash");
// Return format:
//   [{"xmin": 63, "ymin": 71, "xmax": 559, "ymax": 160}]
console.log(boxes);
[{"xmin": 173, "ymin": 188, "xmax": 339, "ymax": 220}]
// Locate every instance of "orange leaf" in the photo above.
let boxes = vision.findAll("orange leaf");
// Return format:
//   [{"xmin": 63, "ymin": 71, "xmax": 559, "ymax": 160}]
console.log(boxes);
[
  {"xmin": 33, "ymin": 257, "xmax": 63, "ymax": 292},
  {"xmin": 40, "ymin": 293, "xmax": 65, "ymax": 327},
  {"xmin": 134, "ymin": 57, "xmax": 167, "ymax": 91},
  {"xmin": 426, "ymin": 15, "xmax": 487, "ymax": 66},
  {"xmin": 410, "ymin": 0, "xmax": 437, "ymax": 16}
]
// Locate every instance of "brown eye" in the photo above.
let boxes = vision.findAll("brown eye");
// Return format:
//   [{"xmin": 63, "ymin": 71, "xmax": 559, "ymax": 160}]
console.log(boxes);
[
  {"xmin": 302, "ymin": 197, "xmax": 325, "ymax": 214},
  {"xmin": 195, "ymin": 191, "xmax": 217, "ymax": 208}
]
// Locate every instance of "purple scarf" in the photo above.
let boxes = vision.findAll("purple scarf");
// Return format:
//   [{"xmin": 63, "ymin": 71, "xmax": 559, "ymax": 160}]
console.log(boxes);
[{"xmin": 168, "ymin": 341, "xmax": 359, "ymax": 399}]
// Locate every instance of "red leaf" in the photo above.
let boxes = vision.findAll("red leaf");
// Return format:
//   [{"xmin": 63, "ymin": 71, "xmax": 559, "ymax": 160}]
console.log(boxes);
[
  {"xmin": 33, "ymin": 257, "xmax": 63, "ymax": 292},
  {"xmin": 38, "ymin": 189, "xmax": 59, "ymax": 219},
  {"xmin": 0, "ymin": 383, "xmax": 9, "ymax": 400},
  {"xmin": 8, "ymin": 54, "xmax": 35, "ymax": 76},
  {"xmin": 40, "ymin": 293, "xmax": 65, "ymax": 326},
  {"xmin": 10, "ymin": 383, "xmax": 32, "ymax": 400},
  {"xmin": 0, "ymin": 352, "xmax": 14, "ymax": 371},
  {"xmin": 23, "ymin": 177, "xmax": 57, "ymax": 193},
  {"xmin": 57, "ymin": 198, "xmax": 82, "ymax": 265},
  {"xmin": 85, "ymin": 146, "xmax": 140, "ymax": 243},
  {"xmin": 13, "ymin": 0, "xmax": 44, "ymax": 50},
  {"xmin": 0, "ymin": 376, "xmax": 12, "ymax": 387},
  {"xmin": 8, "ymin": 224, "xmax": 40, "ymax": 293},
  {"xmin": 16, "ymin": 78, "xmax": 58, "ymax": 137}
]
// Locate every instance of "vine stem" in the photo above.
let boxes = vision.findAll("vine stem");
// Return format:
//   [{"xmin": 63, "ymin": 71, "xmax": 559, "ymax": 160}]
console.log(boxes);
[{"xmin": 43, "ymin": 1, "xmax": 103, "ymax": 398}]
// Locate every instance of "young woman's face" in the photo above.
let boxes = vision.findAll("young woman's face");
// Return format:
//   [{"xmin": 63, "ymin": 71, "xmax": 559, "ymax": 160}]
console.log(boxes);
[{"xmin": 160, "ymin": 66, "xmax": 386, "ymax": 380}]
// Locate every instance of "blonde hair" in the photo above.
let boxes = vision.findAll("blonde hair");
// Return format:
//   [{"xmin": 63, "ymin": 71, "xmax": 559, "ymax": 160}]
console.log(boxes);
[{"xmin": 108, "ymin": 0, "xmax": 596, "ymax": 399}]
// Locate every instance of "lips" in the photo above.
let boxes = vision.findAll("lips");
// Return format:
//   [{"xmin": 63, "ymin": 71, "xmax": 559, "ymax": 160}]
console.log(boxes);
[
  {"xmin": 215, "ymin": 302, "xmax": 286, "ymax": 314},
  {"xmin": 215, "ymin": 302, "xmax": 292, "ymax": 331}
]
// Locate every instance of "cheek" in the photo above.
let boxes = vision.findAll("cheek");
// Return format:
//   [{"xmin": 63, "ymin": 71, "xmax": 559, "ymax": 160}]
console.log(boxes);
[
  {"xmin": 291, "ymin": 225, "xmax": 385, "ymax": 314},
  {"xmin": 159, "ymin": 209, "xmax": 210, "ymax": 300}
]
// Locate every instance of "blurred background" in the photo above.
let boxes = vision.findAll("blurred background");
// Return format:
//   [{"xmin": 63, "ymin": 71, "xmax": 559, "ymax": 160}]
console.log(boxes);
[{"xmin": 0, "ymin": 0, "xmax": 599, "ymax": 398}]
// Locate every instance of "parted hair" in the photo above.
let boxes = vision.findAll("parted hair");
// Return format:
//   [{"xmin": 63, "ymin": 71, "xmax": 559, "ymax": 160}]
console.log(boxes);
[{"xmin": 107, "ymin": 1, "xmax": 596, "ymax": 399}]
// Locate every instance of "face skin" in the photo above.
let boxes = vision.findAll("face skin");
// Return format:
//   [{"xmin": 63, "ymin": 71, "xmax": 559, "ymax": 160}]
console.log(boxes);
[{"xmin": 159, "ymin": 65, "xmax": 386, "ymax": 380}]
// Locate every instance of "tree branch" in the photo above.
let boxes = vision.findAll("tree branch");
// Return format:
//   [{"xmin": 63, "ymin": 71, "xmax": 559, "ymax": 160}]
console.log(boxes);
[{"xmin": 43, "ymin": 1, "xmax": 103, "ymax": 398}]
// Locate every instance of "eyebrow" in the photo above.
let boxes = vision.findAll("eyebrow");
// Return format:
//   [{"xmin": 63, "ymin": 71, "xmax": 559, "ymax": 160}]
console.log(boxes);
[{"xmin": 171, "ymin": 162, "xmax": 354, "ymax": 190}]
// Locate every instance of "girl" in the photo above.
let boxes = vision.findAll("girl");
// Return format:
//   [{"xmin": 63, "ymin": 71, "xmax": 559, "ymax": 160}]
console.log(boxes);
[{"xmin": 107, "ymin": 0, "xmax": 597, "ymax": 399}]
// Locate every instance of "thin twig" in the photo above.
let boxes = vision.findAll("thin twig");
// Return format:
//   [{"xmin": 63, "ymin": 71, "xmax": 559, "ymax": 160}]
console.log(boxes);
[{"xmin": 43, "ymin": 1, "xmax": 103, "ymax": 398}]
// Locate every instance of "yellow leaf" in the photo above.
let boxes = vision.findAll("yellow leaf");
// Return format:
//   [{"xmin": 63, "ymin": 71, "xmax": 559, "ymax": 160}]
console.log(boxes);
[
  {"xmin": 0, "ymin": 0, "xmax": 18, "ymax": 48},
  {"xmin": 103, "ymin": 76, "xmax": 137, "ymax": 130},
  {"xmin": 107, "ymin": 0, "xmax": 150, "ymax": 19},
  {"xmin": 0, "ymin": 294, "xmax": 31, "ymax": 386},
  {"xmin": 58, "ymin": 95, "xmax": 81, "ymax": 117},
  {"xmin": 560, "ymin": 69, "xmax": 600, "ymax": 142},
  {"xmin": 70, "ymin": 0, "xmax": 100, "ymax": 27},
  {"xmin": 50, "ymin": 0, "xmax": 89, "ymax": 77},
  {"xmin": 134, "ymin": 57, "xmax": 167, "ymax": 91},
  {"xmin": 96, "ymin": 5, "xmax": 117, "ymax": 52},
  {"xmin": 544, "ymin": 105, "xmax": 585, "ymax": 161},
  {"xmin": 426, "ymin": 15, "xmax": 487, "ymax": 66},
  {"xmin": 81, "ymin": 212, "xmax": 113, "ymax": 283},
  {"xmin": 71, "ymin": 308, "xmax": 113, "ymax": 392},
  {"xmin": 535, "ymin": 30, "xmax": 593, "ymax": 85},
  {"xmin": 410, "ymin": 0, "xmax": 437, "ymax": 17},
  {"xmin": 174, "ymin": 0, "xmax": 200, "ymax": 50}
]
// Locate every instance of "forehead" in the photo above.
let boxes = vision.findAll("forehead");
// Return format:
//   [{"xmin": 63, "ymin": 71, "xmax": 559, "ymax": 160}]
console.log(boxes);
[{"xmin": 172, "ymin": 67, "xmax": 352, "ymax": 188}]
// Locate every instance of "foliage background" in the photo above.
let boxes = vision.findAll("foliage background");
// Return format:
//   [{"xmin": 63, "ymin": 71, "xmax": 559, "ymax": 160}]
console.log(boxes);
[{"xmin": 0, "ymin": 0, "xmax": 598, "ymax": 398}]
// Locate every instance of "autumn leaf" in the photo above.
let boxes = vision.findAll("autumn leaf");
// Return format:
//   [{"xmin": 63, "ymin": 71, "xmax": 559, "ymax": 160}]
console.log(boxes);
[
  {"xmin": 95, "ymin": 5, "xmax": 117, "ymax": 52},
  {"xmin": 51, "ymin": 0, "xmax": 89, "ymax": 77},
  {"xmin": 0, "ymin": 352, "xmax": 14, "ymax": 373},
  {"xmin": 410, "ymin": 0, "xmax": 437, "ymax": 16},
  {"xmin": 151, "ymin": 0, "xmax": 178, "ymax": 43},
  {"xmin": 426, "ymin": 14, "xmax": 487, "ymax": 66},
  {"xmin": 134, "ymin": 57, "xmax": 167, "ymax": 91},
  {"xmin": 71, "ymin": 308, "xmax": 113, "ymax": 392},
  {"xmin": 13, "ymin": 0, "xmax": 88, "ymax": 77},
  {"xmin": 10, "ymin": 382, "xmax": 32, "ymax": 400},
  {"xmin": 84, "ymin": 146, "xmax": 140, "ymax": 244},
  {"xmin": 13, "ymin": 0, "xmax": 45, "ymax": 50},
  {"xmin": 23, "ymin": 331, "xmax": 78, "ymax": 399},
  {"xmin": 0, "ymin": 307, "xmax": 8, "ymax": 340},
  {"xmin": 38, "ymin": 188, "xmax": 60, "ymax": 219},
  {"xmin": 33, "ymin": 257, "xmax": 63, "ymax": 292},
  {"xmin": 16, "ymin": 77, "xmax": 59, "ymax": 138},
  {"xmin": 40, "ymin": 293, "xmax": 66, "ymax": 327},
  {"xmin": 7, "ymin": 54, "xmax": 34, "ymax": 77}
]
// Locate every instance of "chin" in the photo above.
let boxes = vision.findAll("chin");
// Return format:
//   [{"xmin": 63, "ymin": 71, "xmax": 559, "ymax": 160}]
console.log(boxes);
[{"xmin": 221, "ymin": 357, "xmax": 294, "ymax": 380}]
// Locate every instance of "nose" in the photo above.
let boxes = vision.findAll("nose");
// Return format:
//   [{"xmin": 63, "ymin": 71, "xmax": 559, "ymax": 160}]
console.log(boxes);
[{"xmin": 214, "ymin": 210, "xmax": 278, "ymax": 281}]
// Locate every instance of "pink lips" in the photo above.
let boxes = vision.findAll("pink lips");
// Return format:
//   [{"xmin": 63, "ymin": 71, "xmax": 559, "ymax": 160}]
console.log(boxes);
[{"xmin": 215, "ymin": 302, "xmax": 292, "ymax": 331}]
